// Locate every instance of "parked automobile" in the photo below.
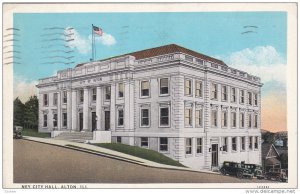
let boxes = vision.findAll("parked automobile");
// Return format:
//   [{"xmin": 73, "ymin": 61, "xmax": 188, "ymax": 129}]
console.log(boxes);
[
  {"xmin": 13, "ymin": 126, "xmax": 23, "ymax": 139},
  {"xmin": 265, "ymin": 168, "xmax": 288, "ymax": 182},
  {"xmin": 241, "ymin": 163, "xmax": 264, "ymax": 179},
  {"xmin": 220, "ymin": 161, "xmax": 253, "ymax": 179}
]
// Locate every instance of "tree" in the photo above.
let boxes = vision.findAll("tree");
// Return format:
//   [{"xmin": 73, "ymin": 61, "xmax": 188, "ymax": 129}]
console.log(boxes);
[
  {"xmin": 23, "ymin": 95, "xmax": 39, "ymax": 130},
  {"xmin": 13, "ymin": 97, "xmax": 25, "ymax": 127},
  {"xmin": 279, "ymin": 153, "xmax": 288, "ymax": 169},
  {"xmin": 262, "ymin": 131, "xmax": 275, "ymax": 144}
]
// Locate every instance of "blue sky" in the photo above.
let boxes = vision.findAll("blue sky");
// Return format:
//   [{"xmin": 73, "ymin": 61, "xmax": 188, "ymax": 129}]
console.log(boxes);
[{"xmin": 12, "ymin": 12, "xmax": 287, "ymax": 131}]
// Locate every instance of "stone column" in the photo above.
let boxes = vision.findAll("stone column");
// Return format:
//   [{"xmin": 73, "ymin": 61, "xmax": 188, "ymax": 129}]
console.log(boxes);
[
  {"xmin": 67, "ymin": 89, "xmax": 72, "ymax": 130},
  {"xmin": 83, "ymin": 87, "xmax": 89, "ymax": 131},
  {"xmin": 57, "ymin": 91, "xmax": 61, "ymax": 130},
  {"xmin": 96, "ymin": 86, "xmax": 102, "ymax": 130},
  {"xmin": 71, "ymin": 90, "xmax": 77, "ymax": 131},
  {"xmin": 110, "ymin": 83, "xmax": 116, "ymax": 131},
  {"xmin": 124, "ymin": 82, "xmax": 130, "ymax": 130}
]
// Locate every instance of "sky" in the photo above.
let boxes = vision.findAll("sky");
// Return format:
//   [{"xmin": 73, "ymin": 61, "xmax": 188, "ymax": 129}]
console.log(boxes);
[{"xmin": 12, "ymin": 12, "xmax": 287, "ymax": 132}]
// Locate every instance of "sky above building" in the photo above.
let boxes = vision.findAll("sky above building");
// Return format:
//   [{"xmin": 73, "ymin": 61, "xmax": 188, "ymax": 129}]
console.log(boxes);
[{"xmin": 12, "ymin": 12, "xmax": 287, "ymax": 132}]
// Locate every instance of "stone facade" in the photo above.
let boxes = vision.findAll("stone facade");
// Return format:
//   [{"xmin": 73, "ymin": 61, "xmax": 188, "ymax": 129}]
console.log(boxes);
[{"xmin": 36, "ymin": 44, "xmax": 262, "ymax": 170}]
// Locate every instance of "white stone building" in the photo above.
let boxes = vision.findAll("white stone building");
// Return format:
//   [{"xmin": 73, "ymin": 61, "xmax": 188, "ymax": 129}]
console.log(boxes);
[{"xmin": 36, "ymin": 44, "xmax": 263, "ymax": 170}]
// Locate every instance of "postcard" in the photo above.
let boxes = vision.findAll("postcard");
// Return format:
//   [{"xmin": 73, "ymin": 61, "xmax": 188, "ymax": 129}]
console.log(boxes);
[{"xmin": 2, "ymin": 2, "xmax": 298, "ymax": 191}]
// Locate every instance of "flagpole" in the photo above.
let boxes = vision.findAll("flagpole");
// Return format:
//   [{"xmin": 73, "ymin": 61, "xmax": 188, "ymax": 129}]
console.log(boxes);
[{"xmin": 92, "ymin": 24, "xmax": 94, "ymax": 61}]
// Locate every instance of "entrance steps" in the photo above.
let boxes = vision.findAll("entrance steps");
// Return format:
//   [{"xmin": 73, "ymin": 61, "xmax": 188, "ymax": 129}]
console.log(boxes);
[{"xmin": 54, "ymin": 131, "xmax": 93, "ymax": 143}]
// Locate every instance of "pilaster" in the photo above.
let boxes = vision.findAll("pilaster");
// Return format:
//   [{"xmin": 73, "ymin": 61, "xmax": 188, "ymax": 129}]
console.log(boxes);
[
  {"xmin": 83, "ymin": 87, "xmax": 89, "ymax": 131},
  {"xmin": 71, "ymin": 90, "xmax": 77, "ymax": 131},
  {"xmin": 96, "ymin": 86, "xmax": 102, "ymax": 130}
]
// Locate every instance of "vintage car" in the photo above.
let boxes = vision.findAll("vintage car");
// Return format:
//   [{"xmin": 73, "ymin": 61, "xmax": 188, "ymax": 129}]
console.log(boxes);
[
  {"xmin": 220, "ymin": 161, "xmax": 253, "ymax": 179},
  {"xmin": 265, "ymin": 168, "xmax": 288, "ymax": 182},
  {"xmin": 13, "ymin": 126, "xmax": 23, "ymax": 139},
  {"xmin": 241, "ymin": 163, "xmax": 264, "ymax": 179}
]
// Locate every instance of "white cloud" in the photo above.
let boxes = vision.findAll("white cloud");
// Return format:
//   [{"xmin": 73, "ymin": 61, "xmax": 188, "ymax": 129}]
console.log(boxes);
[
  {"xmin": 96, "ymin": 32, "xmax": 117, "ymax": 46},
  {"xmin": 219, "ymin": 46, "xmax": 286, "ymax": 84},
  {"xmin": 65, "ymin": 27, "xmax": 116, "ymax": 54},
  {"xmin": 14, "ymin": 75, "xmax": 38, "ymax": 103}
]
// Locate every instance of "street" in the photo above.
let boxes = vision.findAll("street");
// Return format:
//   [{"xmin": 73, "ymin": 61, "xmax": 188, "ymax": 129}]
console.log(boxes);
[{"xmin": 14, "ymin": 139, "xmax": 272, "ymax": 183}]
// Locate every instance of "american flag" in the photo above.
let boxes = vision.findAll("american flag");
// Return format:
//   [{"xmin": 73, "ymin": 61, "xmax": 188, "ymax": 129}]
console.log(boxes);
[{"xmin": 93, "ymin": 25, "xmax": 103, "ymax": 36}]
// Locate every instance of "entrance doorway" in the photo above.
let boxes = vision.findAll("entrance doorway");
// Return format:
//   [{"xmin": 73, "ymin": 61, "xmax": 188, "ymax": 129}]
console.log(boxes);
[
  {"xmin": 104, "ymin": 111, "xmax": 110, "ymax": 131},
  {"xmin": 92, "ymin": 112, "xmax": 96, "ymax": 131},
  {"xmin": 211, "ymin": 144, "xmax": 219, "ymax": 167},
  {"xmin": 79, "ymin": 113, "xmax": 83, "ymax": 131}
]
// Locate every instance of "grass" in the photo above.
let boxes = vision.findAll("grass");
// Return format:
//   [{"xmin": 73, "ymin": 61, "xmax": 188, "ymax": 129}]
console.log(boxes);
[
  {"xmin": 22, "ymin": 128, "xmax": 51, "ymax": 138},
  {"xmin": 93, "ymin": 143, "xmax": 185, "ymax": 167}
]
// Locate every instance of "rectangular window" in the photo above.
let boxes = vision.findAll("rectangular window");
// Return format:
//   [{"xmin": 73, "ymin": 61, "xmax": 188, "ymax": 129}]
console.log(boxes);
[
  {"xmin": 195, "ymin": 109, "xmax": 203, "ymax": 127},
  {"xmin": 43, "ymin": 114, "xmax": 47, "ymax": 127},
  {"xmin": 53, "ymin": 93, "xmax": 58, "ymax": 106},
  {"xmin": 118, "ymin": 109, "xmax": 124, "ymax": 126},
  {"xmin": 117, "ymin": 136, "xmax": 122, "ymax": 143},
  {"xmin": 254, "ymin": 136, "xmax": 259, "ymax": 149},
  {"xmin": 195, "ymin": 80, "xmax": 202, "ymax": 97},
  {"xmin": 53, "ymin": 113, "xmax": 57, "ymax": 127},
  {"xmin": 185, "ymin": 138, "xmax": 192, "ymax": 155},
  {"xmin": 248, "ymin": 92, "xmax": 252, "ymax": 105},
  {"xmin": 141, "ymin": 80, "xmax": 150, "ymax": 97},
  {"xmin": 92, "ymin": 88, "xmax": 97, "ymax": 101},
  {"xmin": 241, "ymin": 137, "xmax": 245, "ymax": 151},
  {"xmin": 211, "ymin": 110, "xmax": 218, "ymax": 127},
  {"xmin": 240, "ymin": 113, "xmax": 245, "ymax": 128},
  {"xmin": 211, "ymin": 83, "xmax": 218, "ymax": 100},
  {"xmin": 231, "ymin": 87, "xmax": 236, "ymax": 102},
  {"xmin": 248, "ymin": 113, "xmax": 252, "ymax": 128},
  {"xmin": 231, "ymin": 112, "xmax": 237, "ymax": 128},
  {"xmin": 79, "ymin": 90, "xmax": 84, "ymax": 103},
  {"xmin": 221, "ymin": 111, "xmax": 227, "ymax": 127},
  {"xmin": 141, "ymin": 137, "xmax": 148, "ymax": 148},
  {"xmin": 185, "ymin": 108, "xmax": 192, "ymax": 127},
  {"xmin": 159, "ymin": 137, "xmax": 168, "ymax": 151},
  {"xmin": 196, "ymin": 138, "xmax": 203, "ymax": 154},
  {"xmin": 63, "ymin": 91, "xmax": 67, "ymax": 103},
  {"xmin": 118, "ymin": 83, "xmax": 124, "ymax": 98},
  {"xmin": 141, "ymin": 108, "xmax": 150, "ymax": 127},
  {"xmin": 249, "ymin": 136, "xmax": 253, "ymax": 150},
  {"xmin": 254, "ymin": 93, "xmax": 258, "ymax": 106},
  {"xmin": 254, "ymin": 114, "xmax": 258, "ymax": 128},
  {"xmin": 240, "ymin": 90, "xmax": 245, "ymax": 104},
  {"xmin": 185, "ymin": 79, "xmax": 192, "ymax": 96},
  {"xmin": 63, "ymin": 113, "xmax": 67, "ymax": 127},
  {"xmin": 232, "ymin": 137, "xmax": 237, "ymax": 151},
  {"xmin": 160, "ymin": 78, "xmax": 169, "ymax": 95},
  {"xmin": 105, "ymin": 86, "xmax": 111, "ymax": 100},
  {"xmin": 221, "ymin": 85, "xmax": 227, "ymax": 101},
  {"xmin": 159, "ymin": 106, "xmax": 169, "ymax": 127},
  {"xmin": 43, "ymin": 94, "xmax": 48, "ymax": 106},
  {"xmin": 222, "ymin": 137, "xmax": 228, "ymax": 152}
]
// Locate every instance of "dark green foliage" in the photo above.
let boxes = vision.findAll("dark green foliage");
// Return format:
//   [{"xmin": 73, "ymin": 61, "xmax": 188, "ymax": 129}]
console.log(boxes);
[
  {"xmin": 23, "ymin": 95, "xmax": 39, "ymax": 130},
  {"xmin": 279, "ymin": 153, "xmax": 288, "ymax": 169},
  {"xmin": 94, "ymin": 143, "xmax": 185, "ymax": 167},
  {"xmin": 262, "ymin": 131, "xmax": 275, "ymax": 144},
  {"xmin": 13, "ymin": 97, "xmax": 25, "ymax": 127}
]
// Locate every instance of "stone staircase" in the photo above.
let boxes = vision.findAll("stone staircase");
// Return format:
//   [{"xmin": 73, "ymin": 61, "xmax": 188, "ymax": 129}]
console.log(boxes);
[{"xmin": 54, "ymin": 132, "xmax": 93, "ymax": 143}]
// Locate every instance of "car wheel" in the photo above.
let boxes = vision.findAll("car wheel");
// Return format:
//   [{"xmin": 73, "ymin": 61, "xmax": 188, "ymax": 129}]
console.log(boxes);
[
  {"xmin": 237, "ymin": 171, "xmax": 243, "ymax": 179},
  {"xmin": 220, "ymin": 169, "xmax": 226, "ymax": 175}
]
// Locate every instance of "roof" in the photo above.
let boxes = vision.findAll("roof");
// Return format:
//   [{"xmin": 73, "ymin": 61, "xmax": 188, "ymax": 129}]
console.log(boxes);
[
  {"xmin": 261, "ymin": 143, "xmax": 280, "ymax": 159},
  {"xmin": 76, "ymin": 44, "xmax": 226, "ymax": 68}
]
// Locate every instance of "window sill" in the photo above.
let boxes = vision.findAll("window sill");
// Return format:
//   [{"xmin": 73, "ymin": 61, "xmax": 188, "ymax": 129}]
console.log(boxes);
[
  {"xmin": 159, "ymin": 94, "xmax": 170, "ymax": 97},
  {"xmin": 159, "ymin": 150, "xmax": 169, "ymax": 154},
  {"xmin": 196, "ymin": 153, "xmax": 204, "ymax": 157},
  {"xmin": 185, "ymin": 154, "xmax": 193, "ymax": 158},
  {"xmin": 141, "ymin": 146, "xmax": 149, "ymax": 149},
  {"xmin": 231, "ymin": 150, "xmax": 238, "ymax": 153},
  {"xmin": 159, "ymin": 125, "xmax": 170, "ymax": 128},
  {"xmin": 221, "ymin": 99, "xmax": 228, "ymax": 102},
  {"xmin": 140, "ymin": 125, "xmax": 150, "ymax": 128},
  {"xmin": 184, "ymin": 125, "xmax": 193, "ymax": 128},
  {"xmin": 222, "ymin": 151, "xmax": 228, "ymax": 154},
  {"xmin": 195, "ymin": 96, "xmax": 203, "ymax": 98},
  {"xmin": 140, "ymin": 96, "xmax": 150, "ymax": 99},
  {"xmin": 184, "ymin": 94, "xmax": 193, "ymax": 97},
  {"xmin": 240, "ymin": 150, "xmax": 246, "ymax": 152}
]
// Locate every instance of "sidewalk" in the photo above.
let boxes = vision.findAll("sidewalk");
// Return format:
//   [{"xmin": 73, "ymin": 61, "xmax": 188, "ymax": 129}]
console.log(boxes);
[{"xmin": 22, "ymin": 136, "xmax": 219, "ymax": 175}]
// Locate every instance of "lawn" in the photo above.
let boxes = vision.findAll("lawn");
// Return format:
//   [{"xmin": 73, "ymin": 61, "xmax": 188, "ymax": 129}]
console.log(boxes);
[
  {"xmin": 93, "ymin": 143, "xmax": 185, "ymax": 167},
  {"xmin": 22, "ymin": 128, "xmax": 51, "ymax": 138}
]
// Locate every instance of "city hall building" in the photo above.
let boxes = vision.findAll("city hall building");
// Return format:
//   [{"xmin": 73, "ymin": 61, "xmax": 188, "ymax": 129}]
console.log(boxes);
[{"xmin": 37, "ymin": 44, "xmax": 263, "ymax": 170}]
